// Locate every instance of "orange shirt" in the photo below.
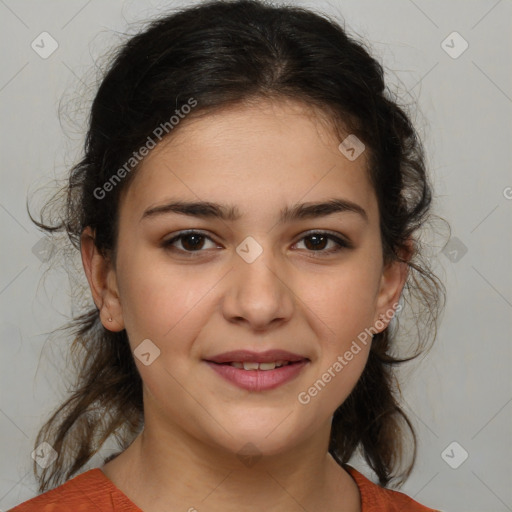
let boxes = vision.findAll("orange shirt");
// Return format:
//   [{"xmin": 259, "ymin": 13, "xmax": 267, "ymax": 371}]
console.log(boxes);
[{"xmin": 9, "ymin": 465, "xmax": 440, "ymax": 511}]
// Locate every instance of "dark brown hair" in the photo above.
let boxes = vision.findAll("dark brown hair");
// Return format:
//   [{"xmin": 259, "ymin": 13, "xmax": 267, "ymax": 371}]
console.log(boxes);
[{"xmin": 29, "ymin": 0, "xmax": 446, "ymax": 493}]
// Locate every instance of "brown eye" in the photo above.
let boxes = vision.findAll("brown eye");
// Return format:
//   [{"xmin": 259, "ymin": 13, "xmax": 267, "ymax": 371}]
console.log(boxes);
[
  {"xmin": 294, "ymin": 231, "xmax": 352, "ymax": 254},
  {"xmin": 177, "ymin": 233, "xmax": 206, "ymax": 251},
  {"xmin": 162, "ymin": 231, "xmax": 217, "ymax": 254}
]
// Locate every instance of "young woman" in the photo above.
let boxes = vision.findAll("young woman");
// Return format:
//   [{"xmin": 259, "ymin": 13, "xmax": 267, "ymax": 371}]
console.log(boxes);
[{"xmin": 11, "ymin": 0, "xmax": 445, "ymax": 510}]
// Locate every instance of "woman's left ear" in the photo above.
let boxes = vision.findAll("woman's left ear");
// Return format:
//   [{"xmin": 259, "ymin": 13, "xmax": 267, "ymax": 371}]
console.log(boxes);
[{"xmin": 374, "ymin": 239, "xmax": 413, "ymax": 330}]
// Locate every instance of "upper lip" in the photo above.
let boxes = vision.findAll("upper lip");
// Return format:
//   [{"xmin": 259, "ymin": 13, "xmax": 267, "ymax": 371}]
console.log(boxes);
[{"xmin": 205, "ymin": 349, "xmax": 309, "ymax": 364}]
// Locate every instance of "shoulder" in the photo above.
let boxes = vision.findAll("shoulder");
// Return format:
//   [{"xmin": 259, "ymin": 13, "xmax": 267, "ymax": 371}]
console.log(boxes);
[
  {"xmin": 8, "ymin": 468, "xmax": 140, "ymax": 512},
  {"xmin": 344, "ymin": 465, "xmax": 441, "ymax": 512}
]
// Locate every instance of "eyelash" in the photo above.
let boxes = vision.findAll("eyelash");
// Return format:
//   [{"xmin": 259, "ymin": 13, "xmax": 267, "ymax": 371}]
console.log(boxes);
[{"xmin": 161, "ymin": 230, "xmax": 352, "ymax": 257}]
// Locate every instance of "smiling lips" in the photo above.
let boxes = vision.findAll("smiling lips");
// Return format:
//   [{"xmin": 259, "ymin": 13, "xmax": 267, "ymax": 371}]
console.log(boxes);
[{"xmin": 204, "ymin": 349, "xmax": 310, "ymax": 391}]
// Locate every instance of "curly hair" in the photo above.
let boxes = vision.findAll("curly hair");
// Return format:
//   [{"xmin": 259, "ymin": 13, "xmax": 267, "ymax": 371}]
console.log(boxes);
[{"xmin": 28, "ymin": 0, "xmax": 446, "ymax": 493}]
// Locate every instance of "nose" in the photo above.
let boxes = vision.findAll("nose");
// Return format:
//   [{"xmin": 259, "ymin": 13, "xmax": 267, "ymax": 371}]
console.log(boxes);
[{"xmin": 221, "ymin": 244, "xmax": 294, "ymax": 332}]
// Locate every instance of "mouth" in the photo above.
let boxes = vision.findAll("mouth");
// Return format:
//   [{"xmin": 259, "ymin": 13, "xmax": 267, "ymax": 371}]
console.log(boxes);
[
  {"xmin": 205, "ymin": 349, "xmax": 308, "ymax": 364},
  {"xmin": 216, "ymin": 360, "xmax": 300, "ymax": 370},
  {"xmin": 204, "ymin": 350, "xmax": 310, "ymax": 391}
]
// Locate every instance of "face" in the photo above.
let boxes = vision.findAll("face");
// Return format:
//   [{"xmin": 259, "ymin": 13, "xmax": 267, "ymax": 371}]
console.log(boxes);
[{"xmin": 83, "ymin": 98, "xmax": 406, "ymax": 459}]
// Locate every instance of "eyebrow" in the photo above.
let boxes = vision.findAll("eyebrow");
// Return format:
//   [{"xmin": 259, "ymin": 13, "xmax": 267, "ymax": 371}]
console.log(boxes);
[{"xmin": 140, "ymin": 198, "xmax": 368, "ymax": 224}]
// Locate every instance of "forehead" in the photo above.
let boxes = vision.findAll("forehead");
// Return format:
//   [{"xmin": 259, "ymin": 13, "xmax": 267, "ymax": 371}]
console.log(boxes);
[{"xmin": 119, "ymin": 99, "xmax": 377, "ymax": 224}]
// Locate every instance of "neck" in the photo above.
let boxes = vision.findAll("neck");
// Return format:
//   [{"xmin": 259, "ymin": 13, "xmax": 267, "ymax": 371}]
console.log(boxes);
[{"xmin": 102, "ymin": 411, "xmax": 360, "ymax": 512}]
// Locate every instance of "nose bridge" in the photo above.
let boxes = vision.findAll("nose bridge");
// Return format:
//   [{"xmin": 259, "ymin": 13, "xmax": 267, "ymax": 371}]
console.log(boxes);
[{"xmin": 222, "ymin": 236, "xmax": 293, "ymax": 329}]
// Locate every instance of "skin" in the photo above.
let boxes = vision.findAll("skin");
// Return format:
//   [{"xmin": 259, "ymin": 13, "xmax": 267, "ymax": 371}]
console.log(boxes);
[{"xmin": 81, "ymin": 98, "xmax": 409, "ymax": 512}]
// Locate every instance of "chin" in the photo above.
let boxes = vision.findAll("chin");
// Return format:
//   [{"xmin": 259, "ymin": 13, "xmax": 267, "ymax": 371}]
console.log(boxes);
[
  {"xmin": 216, "ymin": 432, "xmax": 301, "ymax": 461},
  {"xmin": 201, "ymin": 414, "xmax": 316, "ymax": 460}
]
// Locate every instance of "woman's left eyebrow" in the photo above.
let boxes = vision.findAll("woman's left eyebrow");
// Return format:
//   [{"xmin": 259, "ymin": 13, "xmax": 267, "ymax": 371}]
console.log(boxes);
[{"xmin": 140, "ymin": 198, "xmax": 368, "ymax": 224}]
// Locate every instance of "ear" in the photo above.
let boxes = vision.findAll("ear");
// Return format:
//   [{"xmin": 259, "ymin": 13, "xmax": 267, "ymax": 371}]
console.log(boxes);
[
  {"xmin": 80, "ymin": 226, "xmax": 125, "ymax": 332},
  {"xmin": 373, "ymin": 239, "xmax": 412, "ymax": 332}
]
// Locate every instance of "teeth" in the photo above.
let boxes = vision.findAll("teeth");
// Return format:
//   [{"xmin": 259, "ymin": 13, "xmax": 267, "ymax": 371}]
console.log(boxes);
[{"xmin": 229, "ymin": 360, "xmax": 291, "ymax": 370}]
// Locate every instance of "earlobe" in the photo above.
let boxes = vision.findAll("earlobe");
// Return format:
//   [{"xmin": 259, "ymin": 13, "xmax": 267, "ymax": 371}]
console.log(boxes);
[{"xmin": 80, "ymin": 226, "xmax": 125, "ymax": 331}]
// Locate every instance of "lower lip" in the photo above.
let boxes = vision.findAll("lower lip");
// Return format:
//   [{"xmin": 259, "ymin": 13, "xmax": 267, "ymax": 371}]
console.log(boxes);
[{"xmin": 205, "ymin": 360, "xmax": 309, "ymax": 391}]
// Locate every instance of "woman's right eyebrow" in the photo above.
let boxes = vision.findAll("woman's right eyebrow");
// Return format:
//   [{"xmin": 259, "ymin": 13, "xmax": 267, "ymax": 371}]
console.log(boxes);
[{"xmin": 139, "ymin": 198, "xmax": 368, "ymax": 224}]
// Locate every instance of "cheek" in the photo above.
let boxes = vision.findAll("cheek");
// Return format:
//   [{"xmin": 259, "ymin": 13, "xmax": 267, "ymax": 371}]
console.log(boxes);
[
  {"xmin": 116, "ymin": 250, "xmax": 176, "ymax": 338},
  {"xmin": 299, "ymin": 257, "xmax": 381, "ymax": 340},
  {"xmin": 116, "ymin": 249, "xmax": 221, "ymax": 353},
  {"xmin": 293, "ymin": 257, "xmax": 379, "ymax": 409}
]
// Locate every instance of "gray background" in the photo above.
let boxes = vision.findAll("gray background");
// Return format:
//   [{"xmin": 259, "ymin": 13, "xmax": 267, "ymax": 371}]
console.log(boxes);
[{"xmin": 1, "ymin": 1, "xmax": 511, "ymax": 510}]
